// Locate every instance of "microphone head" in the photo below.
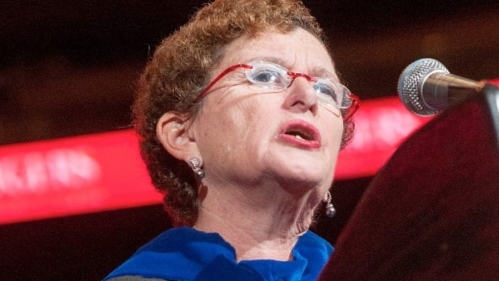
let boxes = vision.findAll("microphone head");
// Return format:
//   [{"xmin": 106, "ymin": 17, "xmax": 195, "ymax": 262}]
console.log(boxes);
[{"xmin": 397, "ymin": 58, "xmax": 450, "ymax": 116}]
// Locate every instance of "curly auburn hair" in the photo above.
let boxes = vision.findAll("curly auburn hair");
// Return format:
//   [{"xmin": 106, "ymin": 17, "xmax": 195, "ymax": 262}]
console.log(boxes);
[{"xmin": 133, "ymin": 0, "xmax": 355, "ymax": 226}]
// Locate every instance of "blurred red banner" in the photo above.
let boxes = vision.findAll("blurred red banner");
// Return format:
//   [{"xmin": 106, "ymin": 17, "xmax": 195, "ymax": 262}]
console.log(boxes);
[{"xmin": 1, "ymin": 77, "xmax": 498, "ymax": 225}]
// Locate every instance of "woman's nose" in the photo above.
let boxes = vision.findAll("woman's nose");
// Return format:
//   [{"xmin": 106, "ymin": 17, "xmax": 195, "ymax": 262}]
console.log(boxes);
[{"xmin": 283, "ymin": 77, "xmax": 319, "ymax": 115}]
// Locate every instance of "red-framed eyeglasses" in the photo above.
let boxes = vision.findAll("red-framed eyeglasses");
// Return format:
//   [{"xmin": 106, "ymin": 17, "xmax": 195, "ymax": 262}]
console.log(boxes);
[{"xmin": 194, "ymin": 61, "xmax": 360, "ymax": 121}]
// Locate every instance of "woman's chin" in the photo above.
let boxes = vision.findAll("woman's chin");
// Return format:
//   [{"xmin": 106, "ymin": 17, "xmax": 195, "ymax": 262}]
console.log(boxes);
[
  {"xmin": 269, "ymin": 165, "xmax": 332, "ymax": 191},
  {"xmin": 266, "ymin": 154, "xmax": 333, "ymax": 185}
]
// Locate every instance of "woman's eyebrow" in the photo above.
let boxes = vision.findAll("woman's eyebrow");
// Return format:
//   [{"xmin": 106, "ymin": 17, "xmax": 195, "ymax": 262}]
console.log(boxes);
[
  {"xmin": 249, "ymin": 56, "xmax": 285, "ymax": 65},
  {"xmin": 247, "ymin": 56, "xmax": 338, "ymax": 80},
  {"xmin": 311, "ymin": 66, "xmax": 337, "ymax": 80}
]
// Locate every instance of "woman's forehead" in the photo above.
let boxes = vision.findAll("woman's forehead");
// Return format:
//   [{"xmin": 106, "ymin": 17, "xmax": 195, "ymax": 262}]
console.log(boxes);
[{"xmin": 220, "ymin": 28, "xmax": 336, "ymax": 76}]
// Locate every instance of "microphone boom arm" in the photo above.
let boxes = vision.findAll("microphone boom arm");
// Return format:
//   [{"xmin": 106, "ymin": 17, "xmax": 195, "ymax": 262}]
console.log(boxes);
[{"xmin": 422, "ymin": 72, "xmax": 484, "ymax": 110}]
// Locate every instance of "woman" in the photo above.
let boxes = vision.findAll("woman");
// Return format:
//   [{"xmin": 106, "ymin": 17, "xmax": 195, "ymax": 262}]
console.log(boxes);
[{"xmin": 104, "ymin": 0, "xmax": 359, "ymax": 280}]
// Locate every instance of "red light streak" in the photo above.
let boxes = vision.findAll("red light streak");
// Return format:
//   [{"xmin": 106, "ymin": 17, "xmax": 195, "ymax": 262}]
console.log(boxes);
[{"xmin": 1, "ymin": 79, "xmax": 498, "ymax": 225}]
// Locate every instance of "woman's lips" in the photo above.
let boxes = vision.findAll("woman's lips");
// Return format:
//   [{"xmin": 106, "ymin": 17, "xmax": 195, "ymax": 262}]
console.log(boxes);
[{"xmin": 278, "ymin": 120, "xmax": 321, "ymax": 149}]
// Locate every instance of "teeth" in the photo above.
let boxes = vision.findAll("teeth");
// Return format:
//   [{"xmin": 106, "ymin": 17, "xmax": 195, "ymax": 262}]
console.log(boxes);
[{"xmin": 286, "ymin": 129, "xmax": 312, "ymax": 140}]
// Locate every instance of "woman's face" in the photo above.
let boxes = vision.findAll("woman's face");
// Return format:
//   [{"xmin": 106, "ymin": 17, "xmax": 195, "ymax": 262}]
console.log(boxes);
[{"xmin": 191, "ymin": 28, "xmax": 344, "ymax": 193}]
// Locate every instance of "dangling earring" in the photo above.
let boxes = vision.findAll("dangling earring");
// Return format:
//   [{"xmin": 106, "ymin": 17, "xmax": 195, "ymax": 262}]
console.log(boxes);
[
  {"xmin": 324, "ymin": 191, "xmax": 336, "ymax": 218},
  {"xmin": 188, "ymin": 157, "xmax": 205, "ymax": 179}
]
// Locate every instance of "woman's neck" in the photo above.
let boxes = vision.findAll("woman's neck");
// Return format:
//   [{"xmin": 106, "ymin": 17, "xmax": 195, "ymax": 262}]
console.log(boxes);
[{"xmin": 193, "ymin": 181, "xmax": 322, "ymax": 262}]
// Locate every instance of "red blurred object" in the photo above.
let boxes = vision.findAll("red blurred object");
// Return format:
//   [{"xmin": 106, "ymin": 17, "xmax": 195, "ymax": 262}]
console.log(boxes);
[
  {"xmin": 0, "ymin": 130, "xmax": 159, "ymax": 225},
  {"xmin": 320, "ymin": 82, "xmax": 499, "ymax": 280}
]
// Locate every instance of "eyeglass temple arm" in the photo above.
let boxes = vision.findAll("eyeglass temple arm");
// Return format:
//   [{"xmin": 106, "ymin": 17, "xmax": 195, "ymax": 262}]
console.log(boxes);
[
  {"xmin": 194, "ymin": 64, "xmax": 253, "ymax": 102},
  {"xmin": 343, "ymin": 93, "xmax": 360, "ymax": 122}
]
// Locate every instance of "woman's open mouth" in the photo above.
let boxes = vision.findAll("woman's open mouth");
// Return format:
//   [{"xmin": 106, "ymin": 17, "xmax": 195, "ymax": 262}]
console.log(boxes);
[{"xmin": 279, "ymin": 120, "xmax": 321, "ymax": 149}]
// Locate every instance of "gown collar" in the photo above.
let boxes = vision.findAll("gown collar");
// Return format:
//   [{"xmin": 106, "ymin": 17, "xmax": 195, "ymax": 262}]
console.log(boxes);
[{"xmin": 104, "ymin": 226, "xmax": 333, "ymax": 281}]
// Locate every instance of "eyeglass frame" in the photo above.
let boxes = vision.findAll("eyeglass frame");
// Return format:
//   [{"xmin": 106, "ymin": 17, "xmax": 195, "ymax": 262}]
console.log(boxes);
[{"xmin": 193, "ymin": 61, "xmax": 360, "ymax": 121}]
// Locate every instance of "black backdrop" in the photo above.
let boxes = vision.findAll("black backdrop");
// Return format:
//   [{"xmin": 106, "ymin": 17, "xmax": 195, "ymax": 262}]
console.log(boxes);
[{"xmin": 2, "ymin": 0, "xmax": 499, "ymax": 280}]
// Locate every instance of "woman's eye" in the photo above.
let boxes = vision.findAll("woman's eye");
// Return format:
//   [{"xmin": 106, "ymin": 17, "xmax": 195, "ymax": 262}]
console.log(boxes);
[
  {"xmin": 314, "ymin": 83, "xmax": 338, "ymax": 103},
  {"xmin": 252, "ymin": 70, "xmax": 281, "ymax": 84}
]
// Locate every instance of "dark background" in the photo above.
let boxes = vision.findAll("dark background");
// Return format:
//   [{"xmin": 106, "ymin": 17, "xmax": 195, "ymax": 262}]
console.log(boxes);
[{"xmin": 1, "ymin": 0, "xmax": 499, "ymax": 280}]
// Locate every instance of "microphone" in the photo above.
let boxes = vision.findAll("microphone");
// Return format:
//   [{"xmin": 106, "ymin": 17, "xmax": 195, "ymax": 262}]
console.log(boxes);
[{"xmin": 397, "ymin": 58, "xmax": 485, "ymax": 116}]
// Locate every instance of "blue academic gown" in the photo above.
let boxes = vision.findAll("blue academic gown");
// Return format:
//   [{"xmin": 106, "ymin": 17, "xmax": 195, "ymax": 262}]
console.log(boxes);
[{"xmin": 104, "ymin": 227, "xmax": 333, "ymax": 281}]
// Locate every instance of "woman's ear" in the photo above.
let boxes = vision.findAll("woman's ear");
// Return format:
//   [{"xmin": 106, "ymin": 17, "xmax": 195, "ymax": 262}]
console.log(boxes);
[{"xmin": 156, "ymin": 112, "xmax": 200, "ymax": 162}]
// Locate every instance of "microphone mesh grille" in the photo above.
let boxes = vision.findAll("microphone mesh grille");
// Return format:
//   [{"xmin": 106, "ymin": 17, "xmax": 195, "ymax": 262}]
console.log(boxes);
[{"xmin": 397, "ymin": 58, "xmax": 449, "ymax": 116}]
